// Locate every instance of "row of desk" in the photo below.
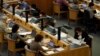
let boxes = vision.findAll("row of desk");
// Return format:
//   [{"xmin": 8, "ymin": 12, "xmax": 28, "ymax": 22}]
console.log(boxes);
[{"xmin": 1, "ymin": 6, "xmax": 90, "ymax": 56}]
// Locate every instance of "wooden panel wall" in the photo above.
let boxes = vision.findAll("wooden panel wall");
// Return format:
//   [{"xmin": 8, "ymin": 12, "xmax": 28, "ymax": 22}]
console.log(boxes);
[
  {"xmin": 26, "ymin": 0, "xmax": 53, "ymax": 15},
  {"xmin": 25, "ymin": 0, "xmax": 34, "ymax": 5}
]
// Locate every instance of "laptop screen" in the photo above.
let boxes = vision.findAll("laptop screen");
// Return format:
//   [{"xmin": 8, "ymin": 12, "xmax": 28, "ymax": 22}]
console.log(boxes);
[{"xmin": 48, "ymin": 41, "xmax": 55, "ymax": 47}]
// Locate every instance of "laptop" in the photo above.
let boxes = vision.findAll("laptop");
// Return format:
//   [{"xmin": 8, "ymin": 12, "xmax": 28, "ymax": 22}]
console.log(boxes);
[
  {"xmin": 48, "ymin": 41, "xmax": 55, "ymax": 48},
  {"xmin": 29, "ymin": 17, "xmax": 38, "ymax": 23},
  {"xmin": 46, "ymin": 26, "xmax": 56, "ymax": 35}
]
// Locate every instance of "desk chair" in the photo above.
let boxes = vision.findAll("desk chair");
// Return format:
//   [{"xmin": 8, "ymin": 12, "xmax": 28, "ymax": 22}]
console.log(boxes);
[
  {"xmin": 69, "ymin": 8, "xmax": 79, "ymax": 22},
  {"xmin": 68, "ymin": 8, "xmax": 79, "ymax": 25},
  {"xmin": 25, "ymin": 45, "xmax": 35, "ymax": 56},
  {"xmin": 53, "ymin": 1, "xmax": 67, "ymax": 19},
  {"xmin": 6, "ymin": 36, "xmax": 24, "ymax": 56}
]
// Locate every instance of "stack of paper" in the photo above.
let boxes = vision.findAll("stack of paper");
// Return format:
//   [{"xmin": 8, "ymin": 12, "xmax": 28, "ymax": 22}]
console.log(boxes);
[
  {"xmin": 25, "ymin": 39, "xmax": 34, "ymax": 43},
  {"xmin": 15, "ymin": 14, "xmax": 20, "ymax": 18},
  {"xmin": 56, "ymin": 47, "xmax": 64, "ymax": 51},
  {"xmin": 18, "ymin": 32, "xmax": 31, "ymax": 35},
  {"xmin": 72, "ymin": 39, "xmax": 81, "ymax": 45},
  {"xmin": 46, "ymin": 51, "xmax": 54, "ymax": 54},
  {"xmin": 42, "ymin": 46, "xmax": 49, "ymax": 50},
  {"xmin": 67, "ymin": 38, "xmax": 81, "ymax": 45}
]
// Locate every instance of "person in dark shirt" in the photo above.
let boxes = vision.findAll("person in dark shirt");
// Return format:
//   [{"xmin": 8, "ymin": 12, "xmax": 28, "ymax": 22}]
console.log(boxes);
[
  {"xmin": 74, "ymin": 27, "xmax": 92, "ymax": 48},
  {"xmin": 85, "ymin": 2, "xmax": 96, "ymax": 33},
  {"xmin": 78, "ymin": 2, "xmax": 97, "ymax": 33},
  {"xmin": 16, "ymin": 0, "xmax": 30, "ymax": 10},
  {"xmin": 10, "ymin": 24, "xmax": 20, "ymax": 40},
  {"xmin": 10, "ymin": 24, "xmax": 26, "ymax": 48}
]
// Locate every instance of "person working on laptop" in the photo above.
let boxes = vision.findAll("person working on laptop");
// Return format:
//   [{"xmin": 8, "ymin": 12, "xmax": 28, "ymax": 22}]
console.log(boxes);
[
  {"xmin": 9, "ymin": 24, "xmax": 26, "ymax": 48},
  {"xmin": 16, "ymin": 0, "xmax": 31, "ymax": 10},
  {"xmin": 29, "ymin": 34, "xmax": 45, "ymax": 56}
]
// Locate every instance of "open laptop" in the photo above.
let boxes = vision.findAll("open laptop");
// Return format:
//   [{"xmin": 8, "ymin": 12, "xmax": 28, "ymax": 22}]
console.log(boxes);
[
  {"xmin": 48, "ymin": 41, "xmax": 55, "ymax": 48},
  {"xmin": 45, "ymin": 26, "xmax": 56, "ymax": 35}
]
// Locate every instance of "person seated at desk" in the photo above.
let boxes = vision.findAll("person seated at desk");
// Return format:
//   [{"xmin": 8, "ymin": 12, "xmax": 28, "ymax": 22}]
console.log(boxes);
[
  {"xmin": 84, "ymin": 2, "xmax": 96, "ymax": 33},
  {"xmin": 29, "ymin": 34, "xmax": 44, "ymax": 56},
  {"xmin": 16, "ymin": 0, "xmax": 39, "ymax": 17},
  {"xmin": 9, "ymin": 24, "xmax": 26, "ymax": 48},
  {"xmin": 16, "ymin": 0, "xmax": 31, "ymax": 10},
  {"xmin": 55, "ymin": 0, "xmax": 69, "ymax": 11},
  {"xmin": 74, "ymin": 27, "xmax": 92, "ymax": 48},
  {"xmin": 78, "ymin": 2, "xmax": 97, "ymax": 32}
]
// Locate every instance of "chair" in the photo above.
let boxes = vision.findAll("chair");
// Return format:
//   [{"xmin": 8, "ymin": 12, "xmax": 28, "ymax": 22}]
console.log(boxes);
[
  {"xmin": 6, "ymin": 36, "xmax": 24, "ymax": 56},
  {"xmin": 53, "ymin": 1, "xmax": 67, "ymax": 19},
  {"xmin": 25, "ymin": 45, "xmax": 35, "ymax": 56},
  {"xmin": 68, "ymin": 8, "xmax": 79, "ymax": 25},
  {"xmin": 68, "ymin": 8, "xmax": 79, "ymax": 22}
]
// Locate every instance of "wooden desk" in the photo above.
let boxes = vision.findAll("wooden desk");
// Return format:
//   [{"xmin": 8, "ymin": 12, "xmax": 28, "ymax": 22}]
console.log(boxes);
[
  {"xmin": 94, "ymin": 3, "xmax": 100, "ymax": 11},
  {"xmin": 4, "ymin": 0, "xmax": 18, "ymax": 5},
  {"xmin": 3, "ymin": 9, "xmax": 70, "ymax": 56},
  {"xmin": 3, "ymin": 8, "xmax": 90, "ymax": 56}
]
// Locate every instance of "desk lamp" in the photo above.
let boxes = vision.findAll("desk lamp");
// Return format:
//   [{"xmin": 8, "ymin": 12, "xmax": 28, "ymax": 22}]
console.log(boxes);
[
  {"xmin": 19, "ymin": 9, "xmax": 30, "ymax": 23},
  {"xmin": 12, "ymin": 4, "xmax": 16, "ymax": 15},
  {"xmin": 25, "ymin": 10, "xmax": 29, "ymax": 23},
  {"xmin": 38, "ymin": 16, "xmax": 50, "ymax": 30},
  {"xmin": 40, "ymin": 16, "xmax": 55, "ymax": 31},
  {"xmin": 23, "ymin": 9, "xmax": 38, "ymax": 23},
  {"xmin": 57, "ymin": 26, "xmax": 68, "ymax": 41},
  {"xmin": 63, "ymin": 24, "xmax": 72, "ymax": 29},
  {"xmin": 57, "ymin": 27, "xmax": 61, "ymax": 41},
  {"xmin": 39, "ymin": 18, "xmax": 44, "ymax": 30}
]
